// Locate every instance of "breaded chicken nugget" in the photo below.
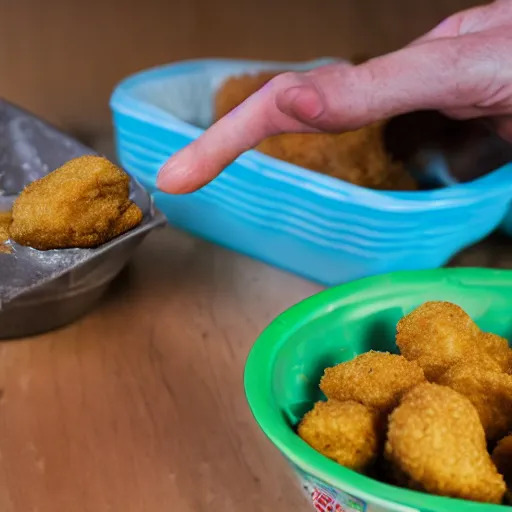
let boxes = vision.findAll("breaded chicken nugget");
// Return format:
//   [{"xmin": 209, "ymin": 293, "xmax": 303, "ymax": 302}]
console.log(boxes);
[
  {"xmin": 0, "ymin": 211, "xmax": 10, "ymax": 240},
  {"xmin": 456, "ymin": 352, "xmax": 503, "ymax": 373},
  {"xmin": 438, "ymin": 363, "xmax": 512, "ymax": 442},
  {"xmin": 385, "ymin": 383, "xmax": 506, "ymax": 504},
  {"xmin": 396, "ymin": 302, "xmax": 498, "ymax": 381},
  {"xmin": 0, "ymin": 211, "xmax": 11, "ymax": 241},
  {"xmin": 492, "ymin": 435, "xmax": 512, "ymax": 503},
  {"xmin": 320, "ymin": 351, "xmax": 425, "ymax": 414},
  {"xmin": 257, "ymin": 126, "xmax": 417, "ymax": 191},
  {"xmin": 0, "ymin": 211, "xmax": 12, "ymax": 254},
  {"xmin": 10, "ymin": 156, "xmax": 143, "ymax": 250},
  {"xmin": 480, "ymin": 332, "xmax": 511, "ymax": 373},
  {"xmin": 298, "ymin": 400, "xmax": 380, "ymax": 471}
]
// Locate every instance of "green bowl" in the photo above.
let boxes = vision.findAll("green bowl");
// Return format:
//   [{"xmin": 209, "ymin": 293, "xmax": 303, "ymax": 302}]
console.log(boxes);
[{"xmin": 245, "ymin": 268, "xmax": 512, "ymax": 512}]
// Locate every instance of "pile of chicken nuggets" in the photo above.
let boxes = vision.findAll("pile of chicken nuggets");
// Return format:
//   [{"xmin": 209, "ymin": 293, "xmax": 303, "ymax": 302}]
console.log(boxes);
[{"xmin": 298, "ymin": 301, "xmax": 512, "ymax": 505}]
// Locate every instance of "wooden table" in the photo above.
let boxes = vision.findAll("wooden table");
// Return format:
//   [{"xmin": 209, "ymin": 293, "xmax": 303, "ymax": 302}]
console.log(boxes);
[{"xmin": 0, "ymin": 226, "xmax": 509, "ymax": 512}]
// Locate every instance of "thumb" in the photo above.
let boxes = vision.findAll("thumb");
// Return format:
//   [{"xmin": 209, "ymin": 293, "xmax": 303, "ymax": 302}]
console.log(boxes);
[{"xmin": 157, "ymin": 36, "xmax": 487, "ymax": 194}]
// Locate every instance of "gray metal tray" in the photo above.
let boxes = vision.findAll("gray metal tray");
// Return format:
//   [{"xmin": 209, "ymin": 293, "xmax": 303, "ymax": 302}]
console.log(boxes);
[{"xmin": 0, "ymin": 99, "xmax": 166, "ymax": 338}]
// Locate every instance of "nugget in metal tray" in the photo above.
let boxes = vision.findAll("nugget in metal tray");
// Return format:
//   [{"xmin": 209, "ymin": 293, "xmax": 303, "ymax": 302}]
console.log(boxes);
[
  {"xmin": 0, "ymin": 99, "xmax": 166, "ymax": 315},
  {"xmin": 10, "ymin": 155, "xmax": 144, "ymax": 250}
]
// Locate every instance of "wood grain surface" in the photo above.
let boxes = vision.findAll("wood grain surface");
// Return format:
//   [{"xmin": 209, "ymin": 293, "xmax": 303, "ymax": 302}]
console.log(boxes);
[
  {"xmin": 0, "ymin": 227, "xmax": 322, "ymax": 512},
  {"xmin": 0, "ymin": 0, "xmax": 483, "ymax": 134}
]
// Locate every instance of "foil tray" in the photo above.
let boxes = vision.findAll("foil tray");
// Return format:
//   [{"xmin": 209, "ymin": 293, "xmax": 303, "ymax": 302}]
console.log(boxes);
[{"xmin": 0, "ymin": 99, "xmax": 166, "ymax": 338}]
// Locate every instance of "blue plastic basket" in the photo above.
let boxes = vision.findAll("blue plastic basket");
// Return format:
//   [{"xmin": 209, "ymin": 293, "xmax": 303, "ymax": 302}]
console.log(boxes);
[
  {"xmin": 110, "ymin": 58, "xmax": 512, "ymax": 286},
  {"xmin": 419, "ymin": 151, "xmax": 512, "ymax": 237},
  {"xmin": 502, "ymin": 210, "xmax": 512, "ymax": 235}
]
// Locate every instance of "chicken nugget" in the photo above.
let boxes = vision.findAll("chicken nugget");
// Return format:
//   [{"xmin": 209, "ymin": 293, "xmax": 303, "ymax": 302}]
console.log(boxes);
[
  {"xmin": 438, "ymin": 363, "xmax": 512, "ymax": 442},
  {"xmin": 0, "ymin": 211, "xmax": 10, "ymax": 240},
  {"xmin": 257, "ymin": 125, "xmax": 417, "ymax": 191},
  {"xmin": 298, "ymin": 400, "xmax": 380, "ymax": 471},
  {"xmin": 320, "ymin": 351, "xmax": 425, "ymax": 414},
  {"xmin": 385, "ymin": 383, "xmax": 506, "ymax": 504},
  {"xmin": 456, "ymin": 351, "xmax": 504, "ymax": 373},
  {"xmin": 492, "ymin": 435, "xmax": 512, "ymax": 503},
  {"xmin": 480, "ymin": 332, "xmax": 511, "ymax": 373},
  {"xmin": 10, "ymin": 156, "xmax": 143, "ymax": 250},
  {"xmin": 396, "ymin": 302, "xmax": 496, "ymax": 381},
  {"xmin": 0, "ymin": 211, "xmax": 12, "ymax": 254}
]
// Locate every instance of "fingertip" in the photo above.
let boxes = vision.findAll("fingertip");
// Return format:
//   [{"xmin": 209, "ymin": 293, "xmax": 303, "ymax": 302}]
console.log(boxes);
[
  {"xmin": 156, "ymin": 161, "xmax": 173, "ymax": 192},
  {"xmin": 156, "ymin": 154, "xmax": 190, "ymax": 194}
]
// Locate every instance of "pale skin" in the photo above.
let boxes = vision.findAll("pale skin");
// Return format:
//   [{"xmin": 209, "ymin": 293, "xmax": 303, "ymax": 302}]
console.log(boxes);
[{"xmin": 157, "ymin": 0, "xmax": 512, "ymax": 194}]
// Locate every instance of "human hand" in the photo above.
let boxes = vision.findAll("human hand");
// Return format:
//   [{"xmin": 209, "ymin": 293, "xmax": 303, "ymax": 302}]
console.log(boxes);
[{"xmin": 157, "ymin": 0, "xmax": 512, "ymax": 194}]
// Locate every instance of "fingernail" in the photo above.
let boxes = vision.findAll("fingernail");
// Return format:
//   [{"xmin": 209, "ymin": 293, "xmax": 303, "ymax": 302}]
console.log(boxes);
[
  {"xmin": 156, "ymin": 162, "xmax": 171, "ymax": 190},
  {"xmin": 157, "ymin": 156, "xmax": 186, "ymax": 192}
]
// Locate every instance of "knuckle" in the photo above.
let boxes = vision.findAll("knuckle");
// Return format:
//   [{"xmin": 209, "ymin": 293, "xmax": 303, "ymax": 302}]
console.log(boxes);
[{"xmin": 262, "ymin": 73, "xmax": 303, "ymax": 132}]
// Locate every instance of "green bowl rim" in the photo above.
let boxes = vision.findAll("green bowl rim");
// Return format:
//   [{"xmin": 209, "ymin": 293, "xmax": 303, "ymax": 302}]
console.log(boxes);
[{"xmin": 244, "ymin": 268, "xmax": 512, "ymax": 512}]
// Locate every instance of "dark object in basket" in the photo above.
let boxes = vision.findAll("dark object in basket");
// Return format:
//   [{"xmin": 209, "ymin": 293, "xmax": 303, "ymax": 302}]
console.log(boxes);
[
  {"xmin": 0, "ymin": 99, "xmax": 166, "ymax": 338},
  {"xmin": 385, "ymin": 111, "xmax": 512, "ymax": 185}
]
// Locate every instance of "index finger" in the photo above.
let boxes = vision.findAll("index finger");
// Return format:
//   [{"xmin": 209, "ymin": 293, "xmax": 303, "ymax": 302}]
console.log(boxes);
[
  {"xmin": 156, "ymin": 70, "xmax": 326, "ymax": 193},
  {"xmin": 157, "ymin": 36, "xmax": 489, "ymax": 194}
]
